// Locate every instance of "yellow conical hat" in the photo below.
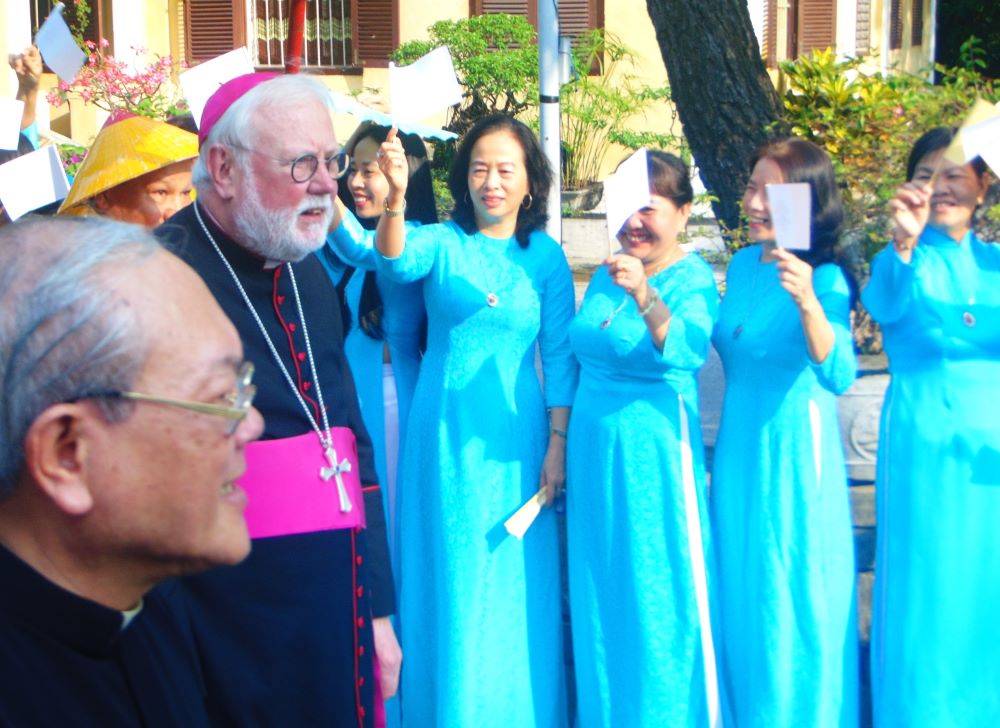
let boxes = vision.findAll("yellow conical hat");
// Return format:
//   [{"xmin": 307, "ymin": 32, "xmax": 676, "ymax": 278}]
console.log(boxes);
[{"xmin": 58, "ymin": 115, "xmax": 199, "ymax": 215}]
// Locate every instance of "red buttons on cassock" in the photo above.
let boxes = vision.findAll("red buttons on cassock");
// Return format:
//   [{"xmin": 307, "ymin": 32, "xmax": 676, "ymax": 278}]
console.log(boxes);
[
  {"xmin": 356, "ymin": 555, "xmax": 363, "ymax": 565},
  {"xmin": 276, "ymin": 295, "xmax": 285, "ymax": 305},
  {"xmin": 356, "ymin": 586, "xmax": 364, "ymax": 598},
  {"xmin": 297, "ymin": 351, "xmax": 306, "ymax": 361},
  {"xmin": 303, "ymin": 381, "xmax": 311, "ymax": 390},
  {"xmin": 288, "ymin": 323, "xmax": 296, "ymax": 331},
  {"xmin": 357, "ymin": 617, "xmax": 364, "ymax": 628},
  {"xmin": 358, "ymin": 645, "xmax": 365, "ymax": 656},
  {"xmin": 359, "ymin": 707, "xmax": 366, "ymax": 718},
  {"xmin": 358, "ymin": 676, "xmax": 364, "ymax": 687}
]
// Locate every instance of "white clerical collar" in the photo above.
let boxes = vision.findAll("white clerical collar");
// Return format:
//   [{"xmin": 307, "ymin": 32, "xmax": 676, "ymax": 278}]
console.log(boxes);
[{"xmin": 120, "ymin": 598, "xmax": 144, "ymax": 630}]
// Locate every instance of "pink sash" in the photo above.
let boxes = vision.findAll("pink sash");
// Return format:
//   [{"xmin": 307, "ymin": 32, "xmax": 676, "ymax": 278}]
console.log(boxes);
[{"xmin": 239, "ymin": 429, "xmax": 367, "ymax": 539}]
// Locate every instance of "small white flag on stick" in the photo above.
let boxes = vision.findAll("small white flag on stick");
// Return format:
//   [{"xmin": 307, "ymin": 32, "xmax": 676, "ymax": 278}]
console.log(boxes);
[
  {"xmin": 603, "ymin": 149, "xmax": 650, "ymax": 257},
  {"xmin": 34, "ymin": 3, "xmax": 86, "ymax": 84},
  {"xmin": 388, "ymin": 46, "xmax": 463, "ymax": 127}
]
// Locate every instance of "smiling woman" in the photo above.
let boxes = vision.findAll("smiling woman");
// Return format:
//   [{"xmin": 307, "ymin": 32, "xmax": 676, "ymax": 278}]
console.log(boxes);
[
  {"xmin": 862, "ymin": 127, "xmax": 1000, "ymax": 727},
  {"xmin": 566, "ymin": 150, "xmax": 721, "ymax": 727},
  {"xmin": 372, "ymin": 115, "xmax": 577, "ymax": 727}
]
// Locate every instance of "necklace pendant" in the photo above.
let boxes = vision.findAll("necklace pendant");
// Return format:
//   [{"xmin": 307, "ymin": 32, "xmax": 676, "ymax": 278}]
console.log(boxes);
[
  {"xmin": 733, "ymin": 324, "xmax": 743, "ymax": 339},
  {"xmin": 486, "ymin": 292, "xmax": 499, "ymax": 307},
  {"xmin": 963, "ymin": 311, "xmax": 976, "ymax": 327}
]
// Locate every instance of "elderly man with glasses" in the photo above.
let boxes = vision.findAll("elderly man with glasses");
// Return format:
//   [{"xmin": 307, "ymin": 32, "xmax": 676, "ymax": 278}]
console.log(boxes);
[
  {"xmin": 0, "ymin": 216, "xmax": 263, "ymax": 724},
  {"xmin": 156, "ymin": 73, "xmax": 398, "ymax": 727}
]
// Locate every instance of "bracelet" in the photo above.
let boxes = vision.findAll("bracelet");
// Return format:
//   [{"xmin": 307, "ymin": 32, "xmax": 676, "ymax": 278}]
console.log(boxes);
[
  {"xmin": 550, "ymin": 428, "xmax": 567, "ymax": 439},
  {"xmin": 639, "ymin": 288, "xmax": 660, "ymax": 317},
  {"xmin": 383, "ymin": 198, "xmax": 407, "ymax": 218}
]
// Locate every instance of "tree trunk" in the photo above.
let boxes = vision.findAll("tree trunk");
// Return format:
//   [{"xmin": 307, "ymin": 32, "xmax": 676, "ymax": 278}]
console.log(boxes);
[{"xmin": 645, "ymin": 0, "xmax": 786, "ymax": 231}]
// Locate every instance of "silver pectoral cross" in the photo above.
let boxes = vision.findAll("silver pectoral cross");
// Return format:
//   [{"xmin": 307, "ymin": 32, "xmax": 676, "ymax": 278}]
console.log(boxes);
[{"xmin": 320, "ymin": 446, "xmax": 353, "ymax": 513}]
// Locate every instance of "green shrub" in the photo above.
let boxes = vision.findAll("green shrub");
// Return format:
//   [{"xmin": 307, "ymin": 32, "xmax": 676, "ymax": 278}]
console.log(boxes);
[{"xmin": 776, "ymin": 48, "xmax": 1000, "ymax": 351}]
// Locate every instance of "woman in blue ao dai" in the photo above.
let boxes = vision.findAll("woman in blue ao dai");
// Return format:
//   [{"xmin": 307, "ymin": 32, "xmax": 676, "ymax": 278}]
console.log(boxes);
[
  {"xmin": 862, "ymin": 128, "xmax": 1000, "ymax": 727},
  {"xmin": 318, "ymin": 123, "xmax": 439, "ymax": 725},
  {"xmin": 373, "ymin": 115, "xmax": 577, "ymax": 727},
  {"xmin": 711, "ymin": 138, "xmax": 858, "ymax": 727},
  {"xmin": 567, "ymin": 151, "xmax": 721, "ymax": 727}
]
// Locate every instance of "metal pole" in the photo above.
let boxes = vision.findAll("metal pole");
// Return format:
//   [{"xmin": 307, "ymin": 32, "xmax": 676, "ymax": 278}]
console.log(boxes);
[
  {"xmin": 537, "ymin": 0, "xmax": 562, "ymax": 244},
  {"xmin": 285, "ymin": 0, "xmax": 308, "ymax": 73}
]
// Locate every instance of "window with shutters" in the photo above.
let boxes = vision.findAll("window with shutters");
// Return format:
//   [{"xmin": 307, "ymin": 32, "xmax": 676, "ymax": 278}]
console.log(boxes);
[
  {"xmin": 470, "ymin": 0, "xmax": 604, "ymax": 47},
  {"xmin": 184, "ymin": 1, "xmax": 396, "ymax": 71},
  {"xmin": 910, "ymin": 0, "xmax": 924, "ymax": 47},
  {"xmin": 889, "ymin": 0, "xmax": 903, "ymax": 50},
  {"xmin": 764, "ymin": 0, "xmax": 835, "ymax": 67}
]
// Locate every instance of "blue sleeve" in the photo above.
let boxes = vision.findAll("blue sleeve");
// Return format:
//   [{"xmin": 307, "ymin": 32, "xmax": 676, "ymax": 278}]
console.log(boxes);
[
  {"xmin": 326, "ymin": 210, "xmax": 377, "ymax": 269},
  {"xmin": 536, "ymin": 235, "xmax": 579, "ymax": 408},
  {"xmin": 375, "ymin": 222, "xmax": 442, "ymax": 283},
  {"xmin": 655, "ymin": 257, "xmax": 719, "ymax": 371},
  {"xmin": 810, "ymin": 263, "xmax": 857, "ymax": 394},
  {"xmin": 861, "ymin": 241, "xmax": 922, "ymax": 325},
  {"xmin": 22, "ymin": 122, "xmax": 40, "ymax": 150}
]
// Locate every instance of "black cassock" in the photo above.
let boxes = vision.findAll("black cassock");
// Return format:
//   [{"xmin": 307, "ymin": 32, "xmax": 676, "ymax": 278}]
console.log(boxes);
[
  {"xmin": 157, "ymin": 203, "xmax": 394, "ymax": 727},
  {"xmin": 0, "ymin": 546, "xmax": 210, "ymax": 727}
]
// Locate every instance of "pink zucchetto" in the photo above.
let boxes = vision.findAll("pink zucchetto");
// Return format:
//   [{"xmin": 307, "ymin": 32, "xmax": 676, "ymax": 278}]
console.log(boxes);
[{"xmin": 198, "ymin": 72, "xmax": 280, "ymax": 147}]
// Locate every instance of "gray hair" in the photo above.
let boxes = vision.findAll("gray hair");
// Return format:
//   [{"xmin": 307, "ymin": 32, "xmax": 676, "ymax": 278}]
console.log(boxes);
[
  {"xmin": 0, "ymin": 217, "xmax": 159, "ymax": 497},
  {"xmin": 192, "ymin": 74, "xmax": 337, "ymax": 193}
]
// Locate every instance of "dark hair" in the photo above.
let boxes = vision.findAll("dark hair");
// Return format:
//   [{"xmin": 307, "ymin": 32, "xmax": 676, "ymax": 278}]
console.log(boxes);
[
  {"xmin": 752, "ymin": 137, "xmax": 857, "ymax": 305},
  {"xmin": 165, "ymin": 113, "xmax": 198, "ymax": 135},
  {"xmin": 448, "ymin": 114, "xmax": 552, "ymax": 248},
  {"xmin": 335, "ymin": 122, "xmax": 437, "ymax": 343},
  {"xmin": 751, "ymin": 138, "xmax": 844, "ymax": 267},
  {"xmin": 906, "ymin": 126, "xmax": 988, "ymax": 182},
  {"xmin": 646, "ymin": 150, "xmax": 693, "ymax": 206}
]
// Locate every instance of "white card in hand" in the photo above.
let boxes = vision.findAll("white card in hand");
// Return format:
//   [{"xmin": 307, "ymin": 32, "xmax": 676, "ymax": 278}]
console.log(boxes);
[
  {"xmin": 179, "ymin": 47, "xmax": 256, "ymax": 128},
  {"xmin": 766, "ymin": 183, "xmax": 811, "ymax": 251},
  {"xmin": 0, "ymin": 145, "xmax": 70, "ymax": 221},
  {"xmin": 0, "ymin": 99, "xmax": 26, "ymax": 151}
]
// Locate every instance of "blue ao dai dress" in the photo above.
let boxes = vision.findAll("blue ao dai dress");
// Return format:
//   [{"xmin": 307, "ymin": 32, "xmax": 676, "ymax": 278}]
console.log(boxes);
[
  {"xmin": 862, "ymin": 228, "xmax": 1000, "ymax": 727},
  {"xmin": 567, "ymin": 253, "xmax": 721, "ymax": 727},
  {"xmin": 376, "ymin": 220, "xmax": 578, "ymax": 728},
  {"xmin": 711, "ymin": 244, "xmax": 858, "ymax": 727}
]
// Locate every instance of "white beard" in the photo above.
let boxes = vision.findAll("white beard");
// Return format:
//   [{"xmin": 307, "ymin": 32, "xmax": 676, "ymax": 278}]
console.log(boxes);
[{"xmin": 233, "ymin": 172, "xmax": 333, "ymax": 262}]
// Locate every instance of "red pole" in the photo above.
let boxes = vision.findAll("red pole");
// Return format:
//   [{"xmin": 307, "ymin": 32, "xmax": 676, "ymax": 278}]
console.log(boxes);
[{"xmin": 285, "ymin": 0, "xmax": 308, "ymax": 74}]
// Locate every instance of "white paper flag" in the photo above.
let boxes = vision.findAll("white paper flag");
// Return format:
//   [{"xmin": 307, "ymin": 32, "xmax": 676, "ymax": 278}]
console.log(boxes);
[
  {"xmin": 766, "ymin": 183, "xmax": 812, "ymax": 251},
  {"xmin": 389, "ymin": 47, "xmax": 463, "ymax": 126},
  {"xmin": 179, "ymin": 47, "xmax": 256, "ymax": 128},
  {"xmin": 603, "ymin": 149, "xmax": 650, "ymax": 244},
  {"xmin": 0, "ymin": 146, "xmax": 70, "ymax": 221},
  {"xmin": 960, "ymin": 114, "xmax": 1000, "ymax": 175},
  {"xmin": 34, "ymin": 3, "xmax": 86, "ymax": 84}
]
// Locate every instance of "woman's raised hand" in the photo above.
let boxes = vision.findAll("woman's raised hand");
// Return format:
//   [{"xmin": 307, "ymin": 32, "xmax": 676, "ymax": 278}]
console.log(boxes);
[
  {"xmin": 376, "ymin": 127, "xmax": 409, "ymax": 196},
  {"xmin": 773, "ymin": 248, "xmax": 819, "ymax": 311},
  {"xmin": 604, "ymin": 254, "xmax": 648, "ymax": 302},
  {"xmin": 888, "ymin": 182, "xmax": 932, "ymax": 257}
]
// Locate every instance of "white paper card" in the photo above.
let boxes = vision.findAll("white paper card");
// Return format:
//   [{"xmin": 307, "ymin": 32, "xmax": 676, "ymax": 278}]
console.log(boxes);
[
  {"xmin": 0, "ymin": 145, "xmax": 70, "ymax": 220},
  {"xmin": 604, "ymin": 148, "xmax": 650, "ymax": 241},
  {"xmin": 388, "ymin": 46, "xmax": 463, "ymax": 126},
  {"xmin": 179, "ymin": 47, "xmax": 255, "ymax": 128},
  {"xmin": 960, "ymin": 114, "xmax": 1000, "ymax": 173},
  {"xmin": 34, "ymin": 3, "xmax": 85, "ymax": 84},
  {"xmin": 0, "ymin": 99, "xmax": 26, "ymax": 151},
  {"xmin": 766, "ymin": 183, "xmax": 812, "ymax": 251}
]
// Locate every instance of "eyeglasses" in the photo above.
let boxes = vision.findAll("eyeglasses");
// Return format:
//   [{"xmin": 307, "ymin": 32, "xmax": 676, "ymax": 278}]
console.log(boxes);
[
  {"xmin": 229, "ymin": 144, "xmax": 350, "ymax": 183},
  {"xmin": 78, "ymin": 362, "xmax": 257, "ymax": 436}
]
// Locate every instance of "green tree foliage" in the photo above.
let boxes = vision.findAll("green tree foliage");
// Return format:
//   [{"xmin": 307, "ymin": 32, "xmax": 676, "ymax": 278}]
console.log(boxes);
[
  {"xmin": 391, "ymin": 14, "xmax": 539, "ymax": 137},
  {"xmin": 560, "ymin": 30, "xmax": 680, "ymax": 189}
]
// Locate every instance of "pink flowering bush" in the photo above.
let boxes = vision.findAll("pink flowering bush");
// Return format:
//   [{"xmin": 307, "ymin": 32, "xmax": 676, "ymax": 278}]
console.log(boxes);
[{"xmin": 46, "ymin": 40, "xmax": 188, "ymax": 119}]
